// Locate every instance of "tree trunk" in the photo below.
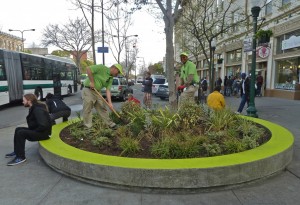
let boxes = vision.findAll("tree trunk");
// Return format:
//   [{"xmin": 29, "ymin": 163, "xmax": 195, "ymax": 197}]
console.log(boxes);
[{"xmin": 164, "ymin": 7, "xmax": 177, "ymax": 110}]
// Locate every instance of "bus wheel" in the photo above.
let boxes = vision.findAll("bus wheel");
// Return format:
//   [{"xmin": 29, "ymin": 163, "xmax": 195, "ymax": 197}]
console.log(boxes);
[
  {"xmin": 68, "ymin": 85, "xmax": 72, "ymax": 95},
  {"xmin": 35, "ymin": 88, "xmax": 43, "ymax": 100}
]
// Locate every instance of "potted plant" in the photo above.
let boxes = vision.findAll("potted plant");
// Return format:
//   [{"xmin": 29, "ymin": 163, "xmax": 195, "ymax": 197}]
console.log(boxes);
[
  {"xmin": 255, "ymin": 29, "xmax": 273, "ymax": 44},
  {"xmin": 217, "ymin": 58, "xmax": 223, "ymax": 64}
]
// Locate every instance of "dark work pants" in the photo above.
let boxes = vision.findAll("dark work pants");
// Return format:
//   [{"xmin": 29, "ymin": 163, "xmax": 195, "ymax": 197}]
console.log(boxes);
[
  {"xmin": 50, "ymin": 110, "xmax": 71, "ymax": 123},
  {"xmin": 14, "ymin": 127, "xmax": 50, "ymax": 158},
  {"xmin": 237, "ymin": 94, "xmax": 249, "ymax": 113}
]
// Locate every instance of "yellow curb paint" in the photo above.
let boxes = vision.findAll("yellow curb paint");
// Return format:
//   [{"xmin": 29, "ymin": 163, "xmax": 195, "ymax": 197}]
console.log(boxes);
[{"xmin": 40, "ymin": 117, "xmax": 294, "ymax": 169}]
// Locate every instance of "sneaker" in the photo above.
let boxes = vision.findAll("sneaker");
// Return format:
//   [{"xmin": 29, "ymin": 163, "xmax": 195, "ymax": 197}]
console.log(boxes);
[
  {"xmin": 5, "ymin": 152, "xmax": 16, "ymax": 158},
  {"xmin": 235, "ymin": 111, "xmax": 241, "ymax": 115},
  {"xmin": 7, "ymin": 157, "xmax": 27, "ymax": 166}
]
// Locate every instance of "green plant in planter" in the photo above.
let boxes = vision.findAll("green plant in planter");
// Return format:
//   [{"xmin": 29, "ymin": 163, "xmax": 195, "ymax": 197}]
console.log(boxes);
[{"xmin": 255, "ymin": 29, "xmax": 273, "ymax": 43}]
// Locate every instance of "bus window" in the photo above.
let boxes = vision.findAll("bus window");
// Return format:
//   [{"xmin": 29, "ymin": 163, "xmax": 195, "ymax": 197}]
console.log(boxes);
[{"xmin": 0, "ymin": 64, "xmax": 7, "ymax": 80}]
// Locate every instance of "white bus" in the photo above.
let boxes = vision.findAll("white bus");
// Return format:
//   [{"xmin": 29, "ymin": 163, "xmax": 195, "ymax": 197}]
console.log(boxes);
[{"xmin": 0, "ymin": 49, "xmax": 78, "ymax": 106}]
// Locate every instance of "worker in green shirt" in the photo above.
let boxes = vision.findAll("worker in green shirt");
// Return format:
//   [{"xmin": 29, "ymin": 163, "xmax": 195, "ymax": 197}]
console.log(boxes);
[
  {"xmin": 179, "ymin": 52, "xmax": 199, "ymax": 106},
  {"xmin": 82, "ymin": 64, "xmax": 123, "ymax": 129}
]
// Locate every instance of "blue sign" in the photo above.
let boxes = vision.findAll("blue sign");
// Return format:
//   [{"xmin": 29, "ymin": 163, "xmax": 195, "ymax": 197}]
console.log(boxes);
[{"xmin": 97, "ymin": 47, "xmax": 109, "ymax": 53}]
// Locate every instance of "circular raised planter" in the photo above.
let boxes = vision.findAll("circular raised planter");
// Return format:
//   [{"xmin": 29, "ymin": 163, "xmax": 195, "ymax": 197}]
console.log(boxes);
[{"xmin": 39, "ymin": 117, "xmax": 294, "ymax": 191}]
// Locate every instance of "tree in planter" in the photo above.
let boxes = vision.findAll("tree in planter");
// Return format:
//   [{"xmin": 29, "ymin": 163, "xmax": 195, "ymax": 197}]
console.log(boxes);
[{"xmin": 255, "ymin": 29, "xmax": 273, "ymax": 44}]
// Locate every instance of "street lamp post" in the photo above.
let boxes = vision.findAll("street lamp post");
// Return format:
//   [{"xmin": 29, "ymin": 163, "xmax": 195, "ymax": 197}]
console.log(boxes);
[
  {"xmin": 246, "ymin": 6, "xmax": 261, "ymax": 118},
  {"xmin": 8, "ymin": 29, "xmax": 35, "ymax": 52},
  {"xmin": 210, "ymin": 39, "xmax": 216, "ymax": 92}
]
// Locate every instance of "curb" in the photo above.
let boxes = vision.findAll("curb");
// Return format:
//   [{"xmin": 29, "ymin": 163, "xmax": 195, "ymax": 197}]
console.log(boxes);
[{"xmin": 39, "ymin": 117, "xmax": 294, "ymax": 189}]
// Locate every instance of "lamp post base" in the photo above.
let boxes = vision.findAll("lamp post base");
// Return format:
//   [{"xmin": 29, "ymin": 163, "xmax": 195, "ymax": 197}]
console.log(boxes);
[{"xmin": 246, "ymin": 105, "xmax": 258, "ymax": 118}]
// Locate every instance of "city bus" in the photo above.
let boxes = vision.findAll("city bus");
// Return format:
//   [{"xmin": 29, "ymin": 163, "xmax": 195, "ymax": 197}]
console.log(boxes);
[{"xmin": 0, "ymin": 49, "xmax": 78, "ymax": 106}]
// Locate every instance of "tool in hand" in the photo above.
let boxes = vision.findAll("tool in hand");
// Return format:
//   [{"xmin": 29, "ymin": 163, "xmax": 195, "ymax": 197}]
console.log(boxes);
[{"xmin": 92, "ymin": 88, "xmax": 121, "ymax": 119}]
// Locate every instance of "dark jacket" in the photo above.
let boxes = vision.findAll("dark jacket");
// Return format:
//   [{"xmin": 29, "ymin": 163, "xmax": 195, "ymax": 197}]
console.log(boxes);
[
  {"xmin": 27, "ymin": 103, "xmax": 52, "ymax": 135},
  {"xmin": 142, "ymin": 77, "xmax": 153, "ymax": 93},
  {"xmin": 240, "ymin": 77, "xmax": 250, "ymax": 97},
  {"xmin": 46, "ymin": 97, "xmax": 71, "ymax": 114}
]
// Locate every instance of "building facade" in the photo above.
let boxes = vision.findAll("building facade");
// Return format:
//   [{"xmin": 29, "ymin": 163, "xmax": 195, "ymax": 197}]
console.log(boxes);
[
  {"xmin": 175, "ymin": 0, "xmax": 300, "ymax": 100},
  {"xmin": 0, "ymin": 31, "xmax": 22, "ymax": 51}
]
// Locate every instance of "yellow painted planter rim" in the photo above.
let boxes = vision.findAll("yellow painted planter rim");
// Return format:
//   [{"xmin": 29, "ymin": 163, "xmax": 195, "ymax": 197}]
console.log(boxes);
[{"xmin": 39, "ymin": 117, "xmax": 294, "ymax": 169}]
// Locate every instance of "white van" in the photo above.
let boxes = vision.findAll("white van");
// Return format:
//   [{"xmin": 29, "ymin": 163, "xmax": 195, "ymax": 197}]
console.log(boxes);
[{"xmin": 151, "ymin": 75, "xmax": 167, "ymax": 95}]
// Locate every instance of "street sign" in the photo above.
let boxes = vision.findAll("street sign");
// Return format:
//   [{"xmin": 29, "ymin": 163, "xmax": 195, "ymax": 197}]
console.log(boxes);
[
  {"xmin": 97, "ymin": 47, "xmax": 109, "ymax": 53},
  {"xmin": 243, "ymin": 37, "xmax": 252, "ymax": 52}
]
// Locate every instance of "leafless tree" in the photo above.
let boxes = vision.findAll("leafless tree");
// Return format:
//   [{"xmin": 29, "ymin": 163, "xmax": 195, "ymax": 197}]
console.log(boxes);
[
  {"xmin": 106, "ymin": 2, "xmax": 134, "ymax": 64},
  {"xmin": 41, "ymin": 17, "xmax": 99, "ymax": 73},
  {"xmin": 178, "ymin": 0, "xmax": 247, "ymax": 91},
  {"xmin": 71, "ymin": 0, "xmax": 98, "ymax": 63}
]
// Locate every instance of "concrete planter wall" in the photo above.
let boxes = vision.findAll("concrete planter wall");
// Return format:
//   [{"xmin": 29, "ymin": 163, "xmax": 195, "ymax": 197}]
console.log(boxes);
[{"xmin": 39, "ymin": 117, "xmax": 294, "ymax": 191}]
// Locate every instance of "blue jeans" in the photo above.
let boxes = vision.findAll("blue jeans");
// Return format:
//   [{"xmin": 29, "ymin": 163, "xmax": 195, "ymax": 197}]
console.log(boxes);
[{"xmin": 237, "ymin": 94, "xmax": 249, "ymax": 113}]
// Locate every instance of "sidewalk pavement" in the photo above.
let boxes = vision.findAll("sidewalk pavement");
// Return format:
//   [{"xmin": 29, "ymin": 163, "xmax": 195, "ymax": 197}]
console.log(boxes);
[{"xmin": 0, "ymin": 96, "xmax": 300, "ymax": 205}]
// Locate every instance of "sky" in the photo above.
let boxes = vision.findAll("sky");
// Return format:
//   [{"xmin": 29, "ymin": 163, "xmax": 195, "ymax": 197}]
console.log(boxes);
[{"xmin": 0, "ymin": 0, "xmax": 166, "ymax": 66}]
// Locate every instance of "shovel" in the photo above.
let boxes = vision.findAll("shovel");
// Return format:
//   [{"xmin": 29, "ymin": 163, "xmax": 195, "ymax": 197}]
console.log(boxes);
[{"xmin": 92, "ymin": 88, "xmax": 121, "ymax": 119}]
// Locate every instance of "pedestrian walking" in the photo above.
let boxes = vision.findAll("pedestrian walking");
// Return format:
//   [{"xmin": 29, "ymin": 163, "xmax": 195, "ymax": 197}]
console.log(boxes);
[
  {"xmin": 82, "ymin": 64, "xmax": 123, "ymax": 129},
  {"xmin": 5, "ymin": 93, "xmax": 52, "ymax": 166},
  {"xmin": 178, "ymin": 52, "xmax": 199, "ymax": 106},
  {"xmin": 236, "ymin": 73, "xmax": 250, "ymax": 114},
  {"xmin": 142, "ymin": 71, "xmax": 153, "ymax": 109},
  {"xmin": 45, "ymin": 93, "xmax": 71, "ymax": 125},
  {"xmin": 200, "ymin": 77, "xmax": 208, "ymax": 103},
  {"xmin": 256, "ymin": 71, "xmax": 263, "ymax": 97},
  {"xmin": 207, "ymin": 85, "xmax": 226, "ymax": 110},
  {"xmin": 224, "ymin": 76, "xmax": 228, "ymax": 96}
]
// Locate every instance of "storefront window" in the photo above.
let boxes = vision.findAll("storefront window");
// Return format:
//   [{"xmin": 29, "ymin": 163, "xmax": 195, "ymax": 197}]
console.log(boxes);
[
  {"xmin": 226, "ymin": 66, "xmax": 241, "ymax": 78},
  {"xmin": 275, "ymin": 58, "xmax": 300, "ymax": 90}
]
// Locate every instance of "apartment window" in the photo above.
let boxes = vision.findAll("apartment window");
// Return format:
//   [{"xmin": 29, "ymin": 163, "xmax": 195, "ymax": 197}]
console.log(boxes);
[
  {"xmin": 282, "ymin": 0, "xmax": 291, "ymax": 5},
  {"xmin": 266, "ymin": 0, "xmax": 272, "ymax": 15},
  {"xmin": 226, "ymin": 49, "xmax": 242, "ymax": 64},
  {"xmin": 232, "ymin": 11, "xmax": 239, "ymax": 32}
]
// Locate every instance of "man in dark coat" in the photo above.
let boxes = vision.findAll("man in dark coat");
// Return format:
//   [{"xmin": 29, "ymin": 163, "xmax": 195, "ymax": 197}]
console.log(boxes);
[
  {"xmin": 5, "ymin": 93, "xmax": 52, "ymax": 166},
  {"xmin": 236, "ymin": 73, "xmax": 250, "ymax": 114}
]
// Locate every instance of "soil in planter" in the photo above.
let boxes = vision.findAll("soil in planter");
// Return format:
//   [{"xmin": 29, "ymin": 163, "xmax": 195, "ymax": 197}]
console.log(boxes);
[{"xmin": 60, "ymin": 122, "xmax": 271, "ymax": 159}]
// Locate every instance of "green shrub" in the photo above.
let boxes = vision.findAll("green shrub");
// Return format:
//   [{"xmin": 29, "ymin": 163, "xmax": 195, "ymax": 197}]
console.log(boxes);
[
  {"xmin": 150, "ymin": 107, "xmax": 180, "ymax": 130},
  {"xmin": 205, "ymin": 109, "xmax": 237, "ymax": 132},
  {"xmin": 119, "ymin": 137, "xmax": 141, "ymax": 156},
  {"xmin": 242, "ymin": 136, "xmax": 258, "ymax": 149},
  {"xmin": 91, "ymin": 136, "xmax": 112, "ymax": 149},
  {"xmin": 68, "ymin": 123, "xmax": 86, "ymax": 140},
  {"xmin": 151, "ymin": 137, "xmax": 175, "ymax": 159},
  {"xmin": 223, "ymin": 138, "xmax": 245, "ymax": 153},
  {"xmin": 177, "ymin": 101, "xmax": 205, "ymax": 129},
  {"xmin": 203, "ymin": 143, "xmax": 222, "ymax": 156}
]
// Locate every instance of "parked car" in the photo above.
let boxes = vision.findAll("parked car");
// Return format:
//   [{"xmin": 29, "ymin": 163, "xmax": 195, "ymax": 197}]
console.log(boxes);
[
  {"xmin": 156, "ymin": 84, "xmax": 169, "ymax": 100},
  {"xmin": 152, "ymin": 77, "xmax": 167, "ymax": 95},
  {"xmin": 128, "ymin": 79, "xmax": 135, "ymax": 86},
  {"xmin": 141, "ymin": 75, "xmax": 167, "ymax": 94},
  {"xmin": 101, "ymin": 77, "xmax": 133, "ymax": 101}
]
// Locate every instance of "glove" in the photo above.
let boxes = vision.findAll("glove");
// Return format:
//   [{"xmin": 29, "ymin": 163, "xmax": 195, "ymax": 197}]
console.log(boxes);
[{"xmin": 177, "ymin": 85, "xmax": 186, "ymax": 91}]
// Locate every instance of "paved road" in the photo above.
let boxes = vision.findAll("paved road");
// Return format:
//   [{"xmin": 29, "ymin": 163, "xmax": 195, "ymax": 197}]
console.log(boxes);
[{"xmin": 0, "ymin": 88, "xmax": 300, "ymax": 205}]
